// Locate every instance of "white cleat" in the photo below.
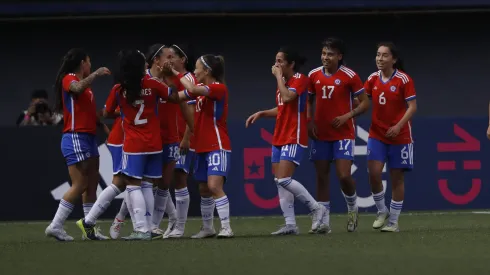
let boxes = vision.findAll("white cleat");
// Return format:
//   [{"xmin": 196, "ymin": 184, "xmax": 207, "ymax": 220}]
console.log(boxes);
[
  {"xmin": 310, "ymin": 223, "xmax": 332, "ymax": 234},
  {"xmin": 109, "ymin": 219, "xmax": 125, "ymax": 239},
  {"xmin": 151, "ymin": 228, "xmax": 164, "ymax": 239},
  {"xmin": 373, "ymin": 211, "xmax": 389, "ymax": 230},
  {"xmin": 45, "ymin": 225, "xmax": 74, "ymax": 242},
  {"xmin": 310, "ymin": 205, "xmax": 327, "ymax": 232},
  {"xmin": 381, "ymin": 222, "xmax": 399, "ymax": 232},
  {"xmin": 163, "ymin": 218, "xmax": 177, "ymax": 239},
  {"xmin": 95, "ymin": 226, "xmax": 110, "ymax": 240},
  {"xmin": 217, "ymin": 227, "xmax": 234, "ymax": 238},
  {"xmin": 191, "ymin": 226, "xmax": 216, "ymax": 239},
  {"xmin": 271, "ymin": 224, "xmax": 299, "ymax": 235},
  {"xmin": 167, "ymin": 225, "xmax": 185, "ymax": 238}
]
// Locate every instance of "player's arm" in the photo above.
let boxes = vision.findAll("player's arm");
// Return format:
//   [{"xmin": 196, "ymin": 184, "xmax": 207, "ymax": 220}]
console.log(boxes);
[
  {"xmin": 103, "ymin": 85, "xmax": 119, "ymax": 117},
  {"xmin": 392, "ymin": 80, "xmax": 417, "ymax": 131},
  {"xmin": 307, "ymin": 94, "xmax": 315, "ymax": 120},
  {"xmin": 245, "ymin": 107, "xmax": 278, "ymax": 128},
  {"xmin": 276, "ymin": 75, "xmax": 297, "ymax": 103},
  {"xmin": 67, "ymin": 67, "xmax": 110, "ymax": 94},
  {"xmin": 180, "ymin": 101, "xmax": 195, "ymax": 132},
  {"xmin": 347, "ymin": 75, "xmax": 370, "ymax": 118}
]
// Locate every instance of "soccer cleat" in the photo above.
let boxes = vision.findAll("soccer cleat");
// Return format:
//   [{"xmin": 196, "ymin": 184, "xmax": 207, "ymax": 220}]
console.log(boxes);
[
  {"xmin": 163, "ymin": 218, "xmax": 177, "ymax": 239},
  {"xmin": 45, "ymin": 225, "xmax": 74, "ymax": 242},
  {"xmin": 373, "ymin": 211, "xmax": 389, "ymax": 229},
  {"xmin": 151, "ymin": 228, "xmax": 164, "ymax": 240},
  {"xmin": 217, "ymin": 227, "xmax": 234, "ymax": 238},
  {"xmin": 109, "ymin": 219, "xmax": 125, "ymax": 239},
  {"xmin": 381, "ymin": 222, "xmax": 399, "ymax": 232},
  {"xmin": 76, "ymin": 219, "xmax": 98, "ymax": 240},
  {"xmin": 271, "ymin": 224, "xmax": 299, "ymax": 235},
  {"xmin": 310, "ymin": 205, "xmax": 327, "ymax": 232},
  {"xmin": 310, "ymin": 223, "xmax": 331, "ymax": 234},
  {"xmin": 191, "ymin": 226, "xmax": 216, "ymax": 239},
  {"xmin": 347, "ymin": 210, "xmax": 359, "ymax": 232},
  {"xmin": 167, "ymin": 225, "xmax": 185, "ymax": 238},
  {"xmin": 94, "ymin": 226, "xmax": 110, "ymax": 240},
  {"xmin": 122, "ymin": 231, "xmax": 152, "ymax": 241}
]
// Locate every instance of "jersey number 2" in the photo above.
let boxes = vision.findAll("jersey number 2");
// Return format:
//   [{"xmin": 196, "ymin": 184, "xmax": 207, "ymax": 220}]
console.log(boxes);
[
  {"xmin": 321, "ymin": 85, "xmax": 334, "ymax": 99},
  {"xmin": 134, "ymin": 103, "xmax": 147, "ymax": 125}
]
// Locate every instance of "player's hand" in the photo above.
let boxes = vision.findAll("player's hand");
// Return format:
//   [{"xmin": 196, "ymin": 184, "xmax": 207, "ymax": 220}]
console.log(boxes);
[
  {"xmin": 245, "ymin": 111, "xmax": 262, "ymax": 128},
  {"xmin": 179, "ymin": 138, "xmax": 190, "ymax": 155},
  {"xmin": 386, "ymin": 124, "xmax": 401, "ymax": 138},
  {"xmin": 162, "ymin": 61, "xmax": 176, "ymax": 76},
  {"xmin": 308, "ymin": 120, "xmax": 318, "ymax": 140},
  {"xmin": 271, "ymin": 65, "xmax": 283, "ymax": 78},
  {"xmin": 487, "ymin": 125, "xmax": 490, "ymax": 140},
  {"xmin": 95, "ymin": 67, "xmax": 111, "ymax": 77},
  {"xmin": 332, "ymin": 114, "xmax": 349, "ymax": 128}
]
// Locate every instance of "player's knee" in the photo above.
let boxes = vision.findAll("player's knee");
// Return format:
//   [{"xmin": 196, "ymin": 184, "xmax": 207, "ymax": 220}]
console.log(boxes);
[{"xmin": 198, "ymin": 182, "xmax": 212, "ymax": 196}]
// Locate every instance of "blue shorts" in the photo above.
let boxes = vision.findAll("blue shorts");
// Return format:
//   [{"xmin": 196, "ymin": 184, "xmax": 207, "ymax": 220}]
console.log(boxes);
[
  {"xmin": 107, "ymin": 145, "xmax": 122, "ymax": 174},
  {"xmin": 367, "ymin": 138, "xmax": 414, "ymax": 171},
  {"xmin": 271, "ymin": 144, "xmax": 306, "ymax": 166},
  {"xmin": 61, "ymin": 132, "xmax": 99, "ymax": 166},
  {"xmin": 121, "ymin": 152, "xmax": 163, "ymax": 179},
  {"xmin": 309, "ymin": 139, "xmax": 354, "ymax": 161},
  {"xmin": 175, "ymin": 149, "xmax": 197, "ymax": 174},
  {"xmin": 194, "ymin": 150, "xmax": 231, "ymax": 182},
  {"xmin": 162, "ymin": 143, "xmax": 180, "ymax": 164}
]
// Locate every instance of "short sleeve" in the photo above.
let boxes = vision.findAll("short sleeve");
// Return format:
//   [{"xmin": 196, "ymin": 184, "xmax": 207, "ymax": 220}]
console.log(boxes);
[
  {"xmin": 105, "ymin": 85, "xmax": 120, "ymax": 113},
  {"xmin": 62, "ymin": 74, "xmax": 78, "ymax": 93},
  {"xmin": 146, "ymin": 77, "xmax": 171, "ymax": 99},
  {"xmin": 203, "ymin": 83, "xmax": 226, "ymax": 100},
  {"xmin": 308, "ymin": 75, "xmax": 316, "ymax": 95},
  {"xmin": 350, "ymin": 74, "xmax": 365, "ymax": 96},
  {"xmin": 288, "ymin": 74, "xmax": 309, "ymax": 96},
  {"xmin": 403, "ymin": 77, "xmax": 416, "ymax": 102}
]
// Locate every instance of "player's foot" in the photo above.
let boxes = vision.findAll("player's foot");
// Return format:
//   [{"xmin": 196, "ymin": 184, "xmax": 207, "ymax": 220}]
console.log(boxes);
[
  {"xmin": 373, "ymin": 211, "xmax": 389, "ymax": 229},
  {"xmin": 380, "ymin": 222, "xmax": 399, "ymax": 232},
  {"xmin": 167, "ymin": 225, "xmax": 185, "ymax": 238},
  {"xmin": 76, "ymin": 219, "xmax": 97, "ymax": 240},
  {"xmin": 45, "ymin": 224, "xmax": 74, "ymax": 242},
  {"xmin": 122, "ymin": 231, "xmax": 152, "ymax": 241},
  {"xmin": 271, "ymin": 224, "xmax": 299, "ymax": 235},
  {"xmin": 109, "ymin": 218, "xmax": 125, "ymax": 239},
  {"xmin": 347, "ymin": 210, "xmax": 359, "ymax": 232},
  {"xmin": 310, "ymin": 223, "xmax": 331, "ymax": 234},
  {"xmin": 163, "ymin": 218, "xmax": 177, "ymax": 239},
  {"xmin": 94, "ymin": 226, "xmax": 110, "ymax": 240},
  {"xmin": 151, "ymin": 228, "xmax": 164, "ymax": 240},
  {"xmin": 191, "ymin": 226, "xmax": 216, "ymax": 239},
  {"xmin": 310, "ymin": 205, "xmax": 327, "ymax": 232},
  {"xmin": 217, "ymin": 227, "xmax": 234, "ymax": 238}
]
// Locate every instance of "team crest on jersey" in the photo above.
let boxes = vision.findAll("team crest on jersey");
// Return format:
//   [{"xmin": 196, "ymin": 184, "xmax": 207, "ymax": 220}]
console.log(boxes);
[
  {"xmin": 335, "ymin": 79, "xmax": 341, "ymax": 85},
  {"xmin": 390, "ymin": 85, "xmax": 397, "ymax": 92}
]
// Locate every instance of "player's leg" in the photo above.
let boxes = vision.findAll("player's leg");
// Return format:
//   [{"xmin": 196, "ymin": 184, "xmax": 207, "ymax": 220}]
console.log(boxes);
[
  {"xmin": 46, "ymin": 133, "xmax": 92, "ymax": 241},
  {"xmin": 333, "ymin": 139, "xmax": 358, "ymax": 232},
  {"xmin": 206, "ymin": 150, "xmax": 233, "ymax": 238},
  {"xmin": 381, "ymin": 143, "xmax": 414, "ymax": 232},
  {"xmin": 150, "ymin": 146, "xmax": 174, "ymax": 237},
  {"xmin": 162, "ymin": 143, "xmax": 180, "ymax": 239},
  {"xmin": 141, "ymin": 153, "xmax": 165, "ymax": 240},
  {"xmin": 191, "ymin": 153, "xmax": 217, "ymax": 239},
  {"xmin": 167, "ymin": 149, "xmax": 195, "ymax": 238},
  {"xmin": 275, "ymin": 144, "xmax": 326, "ymax": 232},
  {"xmin": 271, "ymin": 146, "xmax": 298, "ymax": 236},
  {"xmin": 367, "ymin": 138, "xmax": 389, "ymax": 229},
  {"xmin": 310, "ymin": 140, "xmax": 333, "ymax": 234}
]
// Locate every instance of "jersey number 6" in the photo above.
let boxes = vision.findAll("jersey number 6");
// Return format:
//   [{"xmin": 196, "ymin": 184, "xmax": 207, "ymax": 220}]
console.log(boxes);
[
  {"xmin": 379, "ymin": 92, "xmax": 386, "ymax": 105},
  {"xmin": 134, "ymin": 102, "xmax": 147, "ymax": 125}
]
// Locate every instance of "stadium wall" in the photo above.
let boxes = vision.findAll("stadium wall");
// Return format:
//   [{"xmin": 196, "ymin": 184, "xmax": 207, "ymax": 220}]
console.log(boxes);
[{"xmin": 2, "ymin": 117, "xmax": 488, "ymax": 221}]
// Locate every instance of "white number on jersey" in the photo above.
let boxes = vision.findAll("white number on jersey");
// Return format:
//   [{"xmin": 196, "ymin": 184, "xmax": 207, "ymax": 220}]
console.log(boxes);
[
  {"xmin": 379, "ymin": 92, "xmax": 386, "ymax": 105},
  {"xmin": 168, "ymin": 145, "xmax": 180, "ymax": 159},
  {"xmin": 338, "ymin": 139, "xmax": 351, "ymax": 150},
  {"xmin": 208, "ymin": 153, "xmax": 221, "ymax": 166},
  {"xmin": 134, "ymin": 102, "xmax": 147, "ymax": 125},
  {"xmin": 196, "ymin": 97, "xmax": 203, "ymax": 112},
  {"xmin": 321, "ymin": 85, "xmax": 335, "ymax": 99},
  {"xmin": 277, "ymin": 93, "xmax": 284, "ymax": 106}
]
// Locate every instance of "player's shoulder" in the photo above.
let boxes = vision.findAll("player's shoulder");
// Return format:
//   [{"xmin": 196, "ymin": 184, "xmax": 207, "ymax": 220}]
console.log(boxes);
[
  {"xmin": 184, "ymin": 72, "xmax": 196, "ymax": 83},
  {"xmin": 64, "ymin": 73, "xmax": 79, "ymax": 81},
  {"xmin": 308, "ymin": 66, "xmax": 323, "ymax": 78},
  {"xmin": 367, "ymin": 70, "xmax": 381, "ymax": 82},
  {"xmin": 394, "ymin": 70, "xmax": 412, "ymax": 84},
  {"xmin": 338, "ymin": 65, "xmax": 359, "ymax": 79}
]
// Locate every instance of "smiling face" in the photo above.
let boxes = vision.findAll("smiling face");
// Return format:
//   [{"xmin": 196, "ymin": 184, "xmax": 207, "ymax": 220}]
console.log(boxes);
[
  {"xmin": 321, "ymin": 46, "xmax": 342, "ymax": 72},
  {"xmin": 275, "ymin": 52, "xmax": 294, "ymax": 78},
  {"xmin": 376, "ymin": 46, "xmax": 396, "ymax": 71},
  {"xmin": 194, "ymin": 58, "xmax": 210, "ymax": 83}
]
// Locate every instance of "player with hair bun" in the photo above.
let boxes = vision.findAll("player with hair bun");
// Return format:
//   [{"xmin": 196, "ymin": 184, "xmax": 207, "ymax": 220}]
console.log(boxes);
[
  {"xmin": 246, "ymin": 47, "xmax": 326, "ymax": 235},
  {"xmin": 169, "ymin": 54, "xmax": 234, "ymax": 238},
  {"xmin": 364, "ymin": 42, "xmax": 417, "ymax": 232}
]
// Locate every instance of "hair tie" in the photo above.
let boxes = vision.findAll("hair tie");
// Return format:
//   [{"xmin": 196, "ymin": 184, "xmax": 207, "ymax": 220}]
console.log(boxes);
[{"xmin": 200, "ymin": 56, "xmax": 212, "ymax": 71}]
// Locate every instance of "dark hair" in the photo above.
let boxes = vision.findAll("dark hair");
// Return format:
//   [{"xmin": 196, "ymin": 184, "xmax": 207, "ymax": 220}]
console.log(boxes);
[
  {"xmin": 168, "ymin": 44, "xmax": 196, "ymax": 73},
  {"xmin": 377, "ymin": 41, "xmax": 405, "ymax": 71},
  {"xmin": 200, "ymin": 54, "xmax": 225, "ymax": 83},
  {"xmin": 278, "ymin": 46, "xmax": 307, "ymax": 72},
  {"xmin": 53, "ymin": 48, "xmax": 88, "ymax": 112},
  {"xmin": 116, "ymin": 50, "xmax": 146, "ymax": 106},
  {"xmin": 322, "ymin": 37, "xmax": 346, "ymax": 65},
  {"xmin": 145, "ymin": 43, "xmax": 165, "ymax": 68},
  {"xmin": 31, "ymin": 89, "xmax": 48, "ymax": 100}
]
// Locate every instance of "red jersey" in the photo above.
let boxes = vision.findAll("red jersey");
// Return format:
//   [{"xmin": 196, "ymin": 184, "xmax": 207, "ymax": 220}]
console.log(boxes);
[
  {"xmin": 106, "ymin": 75, "xmax": 172, "ymax": 153},
  {"xmin": 272, "ymin": 73, "xmax": 309, "ymax": 147},
  {"xmin": 61, "ymin": 74, "xmax": 97, "ymax": 134},
  {"xmin": 176, "ymin": 73, "xmax": 197, "ymax": 139},
  {"xmin": 308, "ymin": 65, "xmax": 365, "ymax": 141},
  {"xmin": 364, "ymin": 70, "xmax": 416, "ymax": 145},
  {"xmin": 105, "ymin": 85, "xmax": 124, "ymax": 146},
  {"xmin": 185, "ymin": 83, "xmax": 231, "ymax": 153}
]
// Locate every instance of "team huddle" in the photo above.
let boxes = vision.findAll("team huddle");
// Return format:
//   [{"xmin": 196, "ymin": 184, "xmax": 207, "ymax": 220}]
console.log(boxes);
[{"xmin": 45, "ymin": 37, "xmax": 417, "ymax": 242}]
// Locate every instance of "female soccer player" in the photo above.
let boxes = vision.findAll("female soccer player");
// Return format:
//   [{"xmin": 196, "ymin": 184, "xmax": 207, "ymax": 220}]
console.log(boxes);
[
  {"xmin": 45, "ymin": 48, "xmax": 110, "ymax": 241},
  {"xmin": 77, "ymin": 50, "xmax": 179, "ymax": 241},
  {"xmin": 364, "ymin": 42, "xmax": 417, "ymax": 232},
  {"xmin": 246, "ymin": 47, "xmax": 326, "ymax": 235},
  {"xmin": 170, "ymin": 54, "xmax": 234, "ymax": 238},
  {"xmin": 307, "ymin": 38, "xmax": 370, "ymax": 233}
]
